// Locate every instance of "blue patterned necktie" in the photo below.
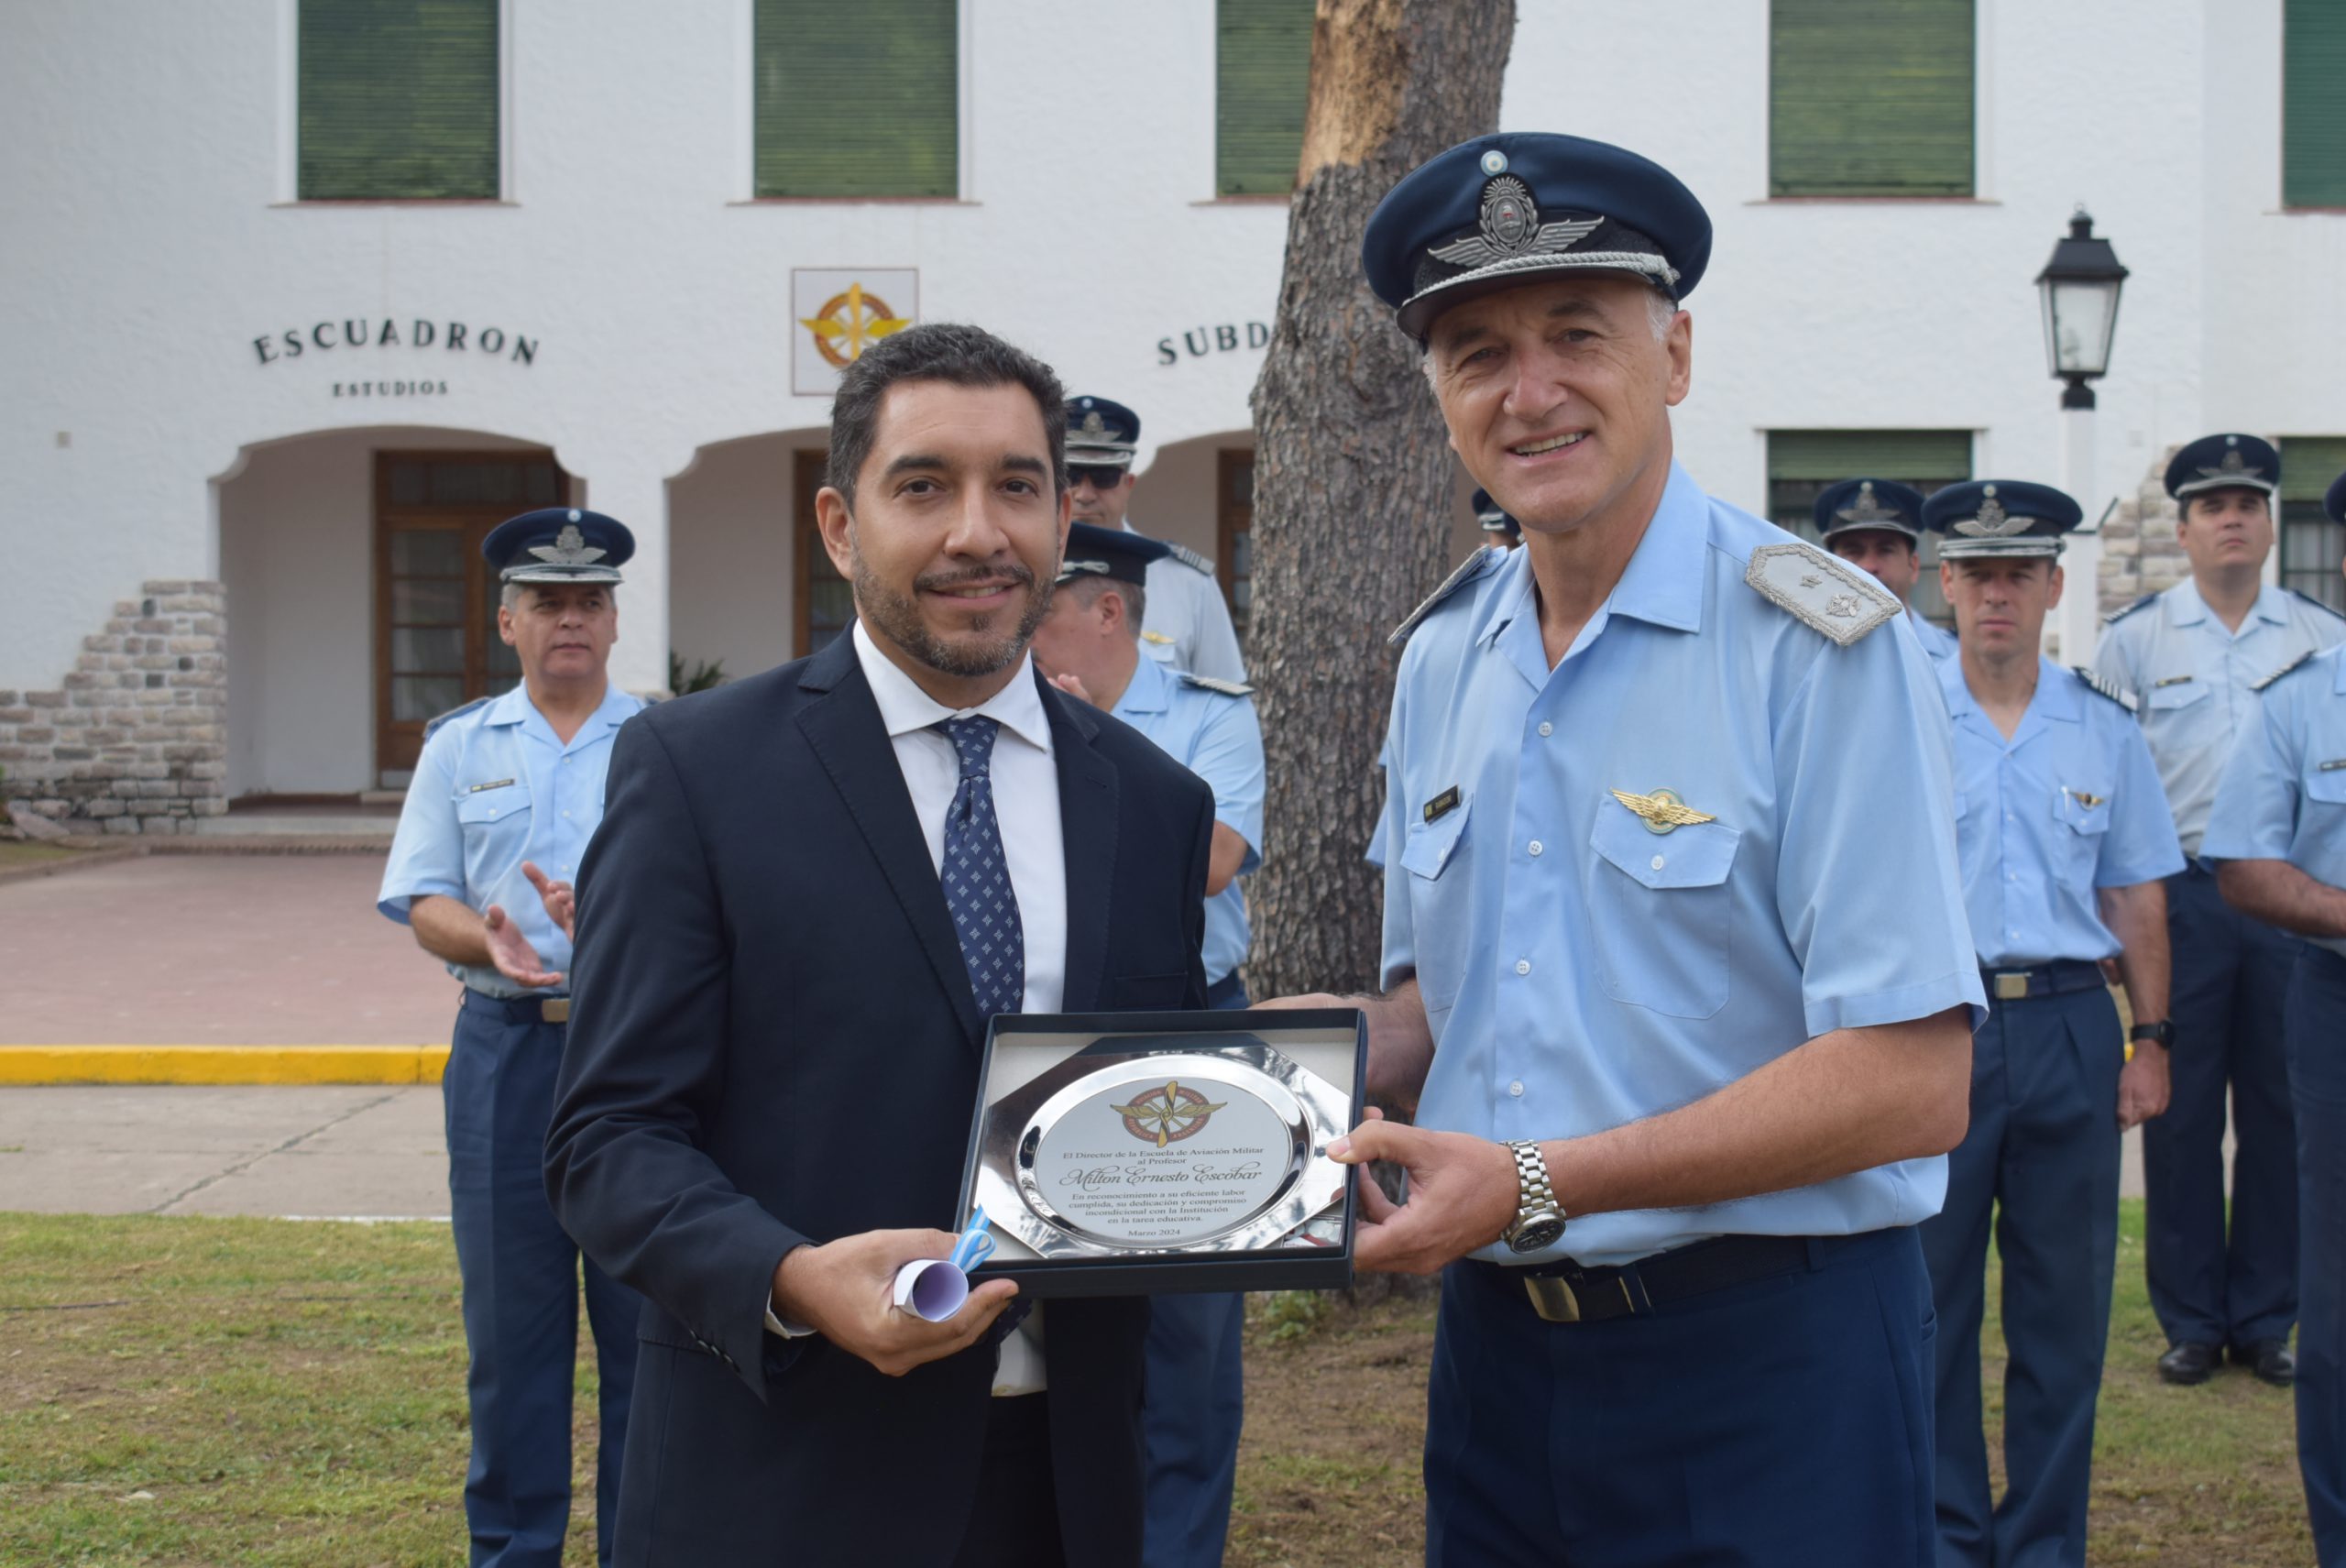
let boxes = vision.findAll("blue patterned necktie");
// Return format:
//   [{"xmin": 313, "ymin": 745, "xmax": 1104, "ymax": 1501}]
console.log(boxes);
[{"xmin": 933, "ymin": 716, "xmax": 1026, "ymax": 1019}]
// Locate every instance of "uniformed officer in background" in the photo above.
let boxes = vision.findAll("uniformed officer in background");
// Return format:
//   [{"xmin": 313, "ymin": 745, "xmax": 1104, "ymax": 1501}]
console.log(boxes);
[
  {"xmin": 2205, "ymin": 470, "xmax": 2346, "ymax": 1565},
  {"xmin": 1063, "ymin": 394, "xmax": 1248, "ymax": 684},
  {"xmin": 1028, "ymin": 521, "xmax": 1265, "ymax": 1568},
  {"xmin": 1815, "ymin": 477, "xmax": 1957, "ymax": 659},
  {"xmin": 379, "ymin": 508, "xmax": 646, "ymax": 1568},
  {"xmin": 2094, "ymin": 433, "xmax": 2345, "ymax": 1388},
  {"xmin": 1274, "ymin": 132, "xmax": 1984, "ymax": 1566},
  {"xmin": 1472, "ymin": 487, "xmax": 1522, "ymax": 548},
  {"xmin": 1919, "ymin": 479, "xmax": 2184, "ymax": 1568}
]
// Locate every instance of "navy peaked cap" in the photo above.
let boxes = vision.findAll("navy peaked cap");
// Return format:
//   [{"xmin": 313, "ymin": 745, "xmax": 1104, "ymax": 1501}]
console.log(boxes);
[
  {"xmin": 1470, "ymin": 488, "xmax": 1518, "ymax": 534},
  {"xmin": 1057, "ymin": 521, "xmax": 1168, "ymax": 587},
  {"xmin": 1814, "ymin": 478, "xmax": 1927, "ymax": 541},
  {"xmin": 1065, "ymin": 396, "xmax": 1141, "ymax": 466},
  {"xmin": 2327, "ymin": 469, "xmax": 2346, "ymax": 526},
  {"xmin": 1924, "ymin": 480, "xmax": 2082, "ymax": 560},
  {"xmin": 2165, "ymin": 433, "xmax": 2279, "ymax": 501},
  {"xmin": 1362, "ymin": 132, "xmax": 1712, "ymax": 341},
  {"xmin": 482, "ymin": 507, "xmax": 633, "ymax": 585}
]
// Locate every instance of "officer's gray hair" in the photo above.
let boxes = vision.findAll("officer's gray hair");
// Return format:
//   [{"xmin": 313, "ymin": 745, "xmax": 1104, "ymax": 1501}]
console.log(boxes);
[
  {"xmin": 1061, "ymin": 573, "xmax": 1146, "ymax": 637},
  {"xmin": 499, "ymin": 581, "xmax": 617, "ymax": 612}
]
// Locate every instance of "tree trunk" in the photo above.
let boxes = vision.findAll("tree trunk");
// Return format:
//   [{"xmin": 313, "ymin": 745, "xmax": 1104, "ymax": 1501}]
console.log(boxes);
[{"xmin": 1244, "ymin": 0, "xmax": 1516, "ymax": 1002}]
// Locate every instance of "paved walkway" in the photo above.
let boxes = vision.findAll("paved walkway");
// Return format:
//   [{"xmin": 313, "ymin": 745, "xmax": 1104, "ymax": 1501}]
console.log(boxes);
[{"xmin": 0, "ymin": 852, "xmax": 457, "ymax": 1044}]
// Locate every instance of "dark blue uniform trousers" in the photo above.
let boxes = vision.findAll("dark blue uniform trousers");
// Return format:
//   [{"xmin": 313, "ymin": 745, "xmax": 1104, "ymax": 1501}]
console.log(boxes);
[
  {"xmin": 1423, "ymin": 1226, "xmax": 1936, "ymax": 1567},
  {"xmin": 447, "ymin": 994, "xmax": 640, "ymax": 1568},
  {"xmin": 2286, "ymin": 946, "xmax": 2346, "ymax": 1564},
  {"xmin": 1142, "ymin": 977, "xmax": 1250, "ymax": 1568},
  {"xmin": 2144, "ymin": 866, "xmax": 2299, "ymax": 1351},
  {"xmin": 1921, "ymin": 985, "xmax": 2121, "ymax": 1568}
]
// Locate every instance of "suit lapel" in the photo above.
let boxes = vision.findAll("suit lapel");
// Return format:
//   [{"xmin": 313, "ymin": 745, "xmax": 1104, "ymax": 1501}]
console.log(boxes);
[
  {"xmin": 1045, "ymin": 674, "xmax": 1118, "ymax": 1014},
  {"xmin": 796, "ymin": 639, "xmax": 983, "ymax": 1045}
]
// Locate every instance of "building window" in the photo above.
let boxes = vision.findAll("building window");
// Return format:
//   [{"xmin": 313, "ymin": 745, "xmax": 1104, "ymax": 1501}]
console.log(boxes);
[
  {"xmin": 1217, "ymin": 449, "xmax": 1255, "ymax": 641},
  {"xmin": 298, "ymin": 0, "xmax": 499, "ymax": 201},
  {"xmin": 754, "ymin": 0, "xmax": 958, "ymax": 198},
  {"xmin": 2285, "ymin": 0, "xmax": 2346, "ymax": 208},
  {"xmin": 792, "ymin": 451, "xmax": 855, "ymax": 655},
  {"xmin": 2279, "ymin": 438, "xmax": 2346, "ymax": 612},
  {"xmin": 1770, "ymin": 0, "xmax": 1974, "ymax": 198},
  {"xmin": 1216, "ymin": 0, "xmax": 1312, "ymax": 196},
  {"xmin": 1766, "ymin": 430, "xmax": 1970, "ymax": 630}
]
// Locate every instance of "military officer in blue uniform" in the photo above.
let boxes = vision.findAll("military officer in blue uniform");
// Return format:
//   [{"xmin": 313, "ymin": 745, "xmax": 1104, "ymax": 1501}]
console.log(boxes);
[
  {"xmin": 378, "ymin": 508, "xmax": 646, "ymax": 1568},
  {"xmin": 1816, "ymin": 477, "xmax": 1957, "ymax": 659},
  {"xmin": 1029, "ymin": 521, "xmax": 1265, "ymax": 1568},
  {"xmin": 1064, "ymin": 394, "xmax": 1249, "ymax": 685},
  {"xmin": 1273, "ymin": 133, "xmax": 1985, "ymax": 1567},
  {"xmin": 1472, "ymin": 487, "xmax": 1521, "ymax": 549},
  {"xmin": 2206, "ymin": 470, "xmax": 2346, "ymax": 1564},
  {"xmin": 1918, "ymin": 478, "xmax": 2184, "ymax": 1568},
  {"xmin": 2094, "ymin": 433, "xmax": 2345, "ymax": 1388}
]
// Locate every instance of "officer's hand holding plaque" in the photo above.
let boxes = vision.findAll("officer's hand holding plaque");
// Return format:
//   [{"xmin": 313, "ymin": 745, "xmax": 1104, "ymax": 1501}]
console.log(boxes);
[{"xmin": 955, "ymin": 1009, "xmax": 1367, "ymax": 1297}]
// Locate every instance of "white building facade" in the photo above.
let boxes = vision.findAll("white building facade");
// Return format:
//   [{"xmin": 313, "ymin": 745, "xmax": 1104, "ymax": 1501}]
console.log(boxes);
[{"xmin": 4, "ymin": 0, "xmax": 2342, "ymax": 827}]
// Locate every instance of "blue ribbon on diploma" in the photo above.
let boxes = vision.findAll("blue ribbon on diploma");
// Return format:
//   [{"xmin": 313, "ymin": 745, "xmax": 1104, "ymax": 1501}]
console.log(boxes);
[{"xmin": 950, "ymin": 1206, "xmax": 998, "ymax": 1272}]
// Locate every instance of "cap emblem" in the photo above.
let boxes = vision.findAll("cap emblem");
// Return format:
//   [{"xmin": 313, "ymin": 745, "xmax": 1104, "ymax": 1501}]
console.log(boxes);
[
  {"xmin": 1836, "ymin": 481, "xmax": 1906, "ymax": 527},
  {"xmin": 527, "ymin": 524, "xmax": 608, "ymax": 568},
  {"xmin": 2197, "ymin": 447, "xmax": 2255, "ymax": 480},
  {"xmin": 1955, "ymin": 496, "xmax": 2031, "ymax": 539},
  {"xmin": 1077, "ymin": 411, "xmax": 1109, "ymax": 439},
  {"xmin": 1430, "ymin": 174, "xmax": 1603, "ymax": 269}
]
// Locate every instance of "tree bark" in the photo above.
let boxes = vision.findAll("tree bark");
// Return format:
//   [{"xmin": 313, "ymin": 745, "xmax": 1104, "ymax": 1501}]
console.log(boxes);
[{"xmin": 1243, "ymin": 0, "xmax": 1516, "ymax": 1002}]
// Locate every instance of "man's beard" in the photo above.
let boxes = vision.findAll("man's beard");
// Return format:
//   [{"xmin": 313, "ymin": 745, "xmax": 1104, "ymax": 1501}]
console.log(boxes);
[{"xmin": 852, "ymin": 550, "xmax": 1052, "ymax": 680}]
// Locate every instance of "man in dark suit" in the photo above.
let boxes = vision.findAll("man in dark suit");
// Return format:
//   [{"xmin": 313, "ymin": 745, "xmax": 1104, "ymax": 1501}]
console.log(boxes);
[{"xmin": 545, "ymin": 323, "xmax": 1215, "ymax": 1568}]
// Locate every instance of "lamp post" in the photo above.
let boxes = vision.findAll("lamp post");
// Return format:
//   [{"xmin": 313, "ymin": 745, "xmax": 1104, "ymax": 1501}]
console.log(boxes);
[{"xmin": 2035, "ymin": 207, "xmax": 2129, "ymax": 661}]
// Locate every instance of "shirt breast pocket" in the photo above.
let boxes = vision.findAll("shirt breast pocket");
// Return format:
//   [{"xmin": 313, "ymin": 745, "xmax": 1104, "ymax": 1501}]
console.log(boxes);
[
  {"xmin": 2053, "ymin": 784, "xmax": 2113, "ymax": 876},
  {"xmin": 1587, "ymin": 806, "xmax": 1740, "ymax": 1019},
  {"xmin": 2144, "ymin": 679, "xmax": 2209, "ymax": 715},
  {"xmin": 2303, "ymin": 763, "xmax": 2346, "ymax": 814},
  {"xmin": 455, "ymin": 786, "xmax": 532, "ymax": 894},
  {"xmin": 1399, "ymin": 798, "xmax": 1474, "ymax": 1024}
]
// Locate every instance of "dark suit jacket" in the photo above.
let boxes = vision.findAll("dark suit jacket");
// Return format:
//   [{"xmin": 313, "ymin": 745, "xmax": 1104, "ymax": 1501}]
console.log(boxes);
[{"xmin": 546, "ymin": 633, "xmax": 1214, "ymax": 1567}]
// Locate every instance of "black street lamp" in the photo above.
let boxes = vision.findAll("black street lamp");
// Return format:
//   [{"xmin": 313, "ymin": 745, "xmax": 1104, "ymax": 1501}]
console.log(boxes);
[{"xmin": 2034, "ymin": 207, "xmax": 2130, "ymax": 410}]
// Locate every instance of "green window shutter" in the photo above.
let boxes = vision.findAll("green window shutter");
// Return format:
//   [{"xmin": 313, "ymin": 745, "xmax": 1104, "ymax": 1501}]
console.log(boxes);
[
  {"xmin": 1770, "ymin": 0, "xmax": 1974, "ymax": 197},
  {"xmin": 298, "ymin": 0, "xmax": 499, "ymax": 200},
  {"xmin": 1216, "ymin": 0, "xmax": 1313, "ymax": 196},
  {"xmin": 2279, "ymin": 437, "xmax": 2346, "ymax": 502},
  {"xmin": 2279, "ymin": 436, "xmax": 2346, "ymax": 611},
  {"xmin": 754, "ymin": 0, "xmax": 958, "ymax": 198},
  {"xmin": 1767, "ymin": 429, "xmax": 1973, "ymax": 482},
  {"xmin": 2286, "ymin": 1, "xmax": 2346, "ymax": 207}
]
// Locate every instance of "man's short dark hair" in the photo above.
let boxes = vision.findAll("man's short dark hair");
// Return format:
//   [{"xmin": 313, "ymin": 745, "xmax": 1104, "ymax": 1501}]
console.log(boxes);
[{"xmin": 826, "ymin": 323, "xmax": 1068, "ymax": 506}]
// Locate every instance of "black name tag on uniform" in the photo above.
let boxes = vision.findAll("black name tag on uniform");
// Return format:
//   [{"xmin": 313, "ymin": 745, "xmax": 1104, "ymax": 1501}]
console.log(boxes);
[{"xmin": 1423, "ymin": 786, "xmax": 1461, "ymax": 824}]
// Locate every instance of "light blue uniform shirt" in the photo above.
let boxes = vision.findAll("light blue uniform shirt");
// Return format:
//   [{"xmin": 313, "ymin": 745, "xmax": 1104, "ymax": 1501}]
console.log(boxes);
[
  {"xmin": 1938, "ymin": 656, "xmax": 2184, "ymax": 966},
  {"xmin": 1110, "ymin": 652, "xmax": 1265, "ymax": 985},
  {"xmin": 2093, "ymin": 580, "xmax": 2345, "ymax": 855},
  {"xmin": 378, "ymin": 682, "xmax": 644, "ymax": 997},
  {"xmin": 1379, "ymin": 463, "xmax": 1985, "ymax": 1267},
  {"xmin": 2205, "ymin": 646, "xmax": 2346, "ymax": 957},
  {"xmin": 1911, "ymin": 612, "xmax": 1959, "ymax": 663}
]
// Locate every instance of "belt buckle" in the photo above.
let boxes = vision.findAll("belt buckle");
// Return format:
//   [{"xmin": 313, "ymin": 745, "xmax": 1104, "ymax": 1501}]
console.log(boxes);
[
  {"xmin": 541, "ymin": 998, "xmax": 572, "ymax": 1024},
  {"xmin": 1993, "ymin": 972, "xmax": 2029, "ymax": 1002},
  {"xmin": 1523, "ymin": 1274, "xmax": 1581, "ymax": 1323}
]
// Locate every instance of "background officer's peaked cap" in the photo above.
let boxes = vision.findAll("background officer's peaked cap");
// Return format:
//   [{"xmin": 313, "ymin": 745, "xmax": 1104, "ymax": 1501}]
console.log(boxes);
[
  {"xmin": 1058, "ymin": 521, "xmax": 1168, "ymax": 587},
  {"xmin": 483, "ymin": 507, "xmax": 633, "ymax": 586},
  {"xmin": 1065, "ymin": 395, "xmax": 1141, "ymax": 468},
  {"xmin": 1362, "ymin": 132, "xmax": 1713, "ymax": 342},
  {"xmin": 1925, "ymin": 480, "xmax": 2083, "ymax": 561},
  {"xmin": 2164, "ymin": 433, "xmax": 2280, "ymax": 501},
  {"xmin": 1814, "ymin": 478, "xmax": 1928, "ymax": 541}
]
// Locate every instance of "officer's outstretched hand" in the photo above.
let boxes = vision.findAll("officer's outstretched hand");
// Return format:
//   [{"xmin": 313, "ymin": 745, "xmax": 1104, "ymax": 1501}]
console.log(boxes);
[
  {"xmin": 1330, "ymin": 1108, "xmax": 1522, "ymax": 1276},
  {"xmin": 522, "ymin": 861, "xmax": 576, "ymax": 941},
  {"xmin": 482, "ymin": 903, "xmax": 565, "ymax": 990},
  {"xmin": 2116, "ymin": 1042, "xmax": 2171, "ymax": 1131}
]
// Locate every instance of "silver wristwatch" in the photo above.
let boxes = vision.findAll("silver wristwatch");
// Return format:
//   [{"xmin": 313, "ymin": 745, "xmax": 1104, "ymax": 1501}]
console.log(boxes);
[{"xmin": 1501, "ymin": 1139, "xmax": 1567, "ymax": 1254}]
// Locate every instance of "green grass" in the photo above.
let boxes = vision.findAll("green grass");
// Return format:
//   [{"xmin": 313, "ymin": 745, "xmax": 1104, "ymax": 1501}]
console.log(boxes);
[
  {"xmin": 0, "ymin": 841, "xmax": 88, "ymax": 872},
  {"xmin": 0, "ymin": 1203, "xmax": 2315, "ymax": 1566}
]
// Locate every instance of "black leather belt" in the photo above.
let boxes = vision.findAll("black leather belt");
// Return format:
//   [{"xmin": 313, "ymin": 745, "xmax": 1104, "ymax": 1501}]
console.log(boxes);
[
  {"xmin": 1468, "ymin": 1232, "xmax": 1837, "ymax": 1325},
  {"xmin": 463, "ymin": 991, "xmax": 571, "ymax": 1025},
  {"xmin": 1979, "ymin": 959, "xmax": 2106, "ymax": 1003}
]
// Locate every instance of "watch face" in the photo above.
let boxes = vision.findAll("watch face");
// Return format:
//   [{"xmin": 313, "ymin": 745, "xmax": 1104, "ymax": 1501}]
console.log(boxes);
[{"xmin": 1508, "ymin": 1213, "xmax": 1566, "ymax": 1254}]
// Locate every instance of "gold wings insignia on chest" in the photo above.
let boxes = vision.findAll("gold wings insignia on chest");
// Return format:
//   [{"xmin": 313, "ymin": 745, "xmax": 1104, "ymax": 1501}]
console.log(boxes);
[{"xmin": 1610, "ymin": 789, "xmax": 1716, "ymax": 830}]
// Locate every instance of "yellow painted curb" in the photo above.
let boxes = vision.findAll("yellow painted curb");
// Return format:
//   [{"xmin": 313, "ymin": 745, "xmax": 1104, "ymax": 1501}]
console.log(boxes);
[{"xmin": 0, "ymin": 1045, "xmax": 449, "ymax": 1085}]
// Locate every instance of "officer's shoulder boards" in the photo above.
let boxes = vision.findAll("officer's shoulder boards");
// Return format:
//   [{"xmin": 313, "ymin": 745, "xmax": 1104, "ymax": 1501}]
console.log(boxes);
[
  {"xmin": 1178, "ymin": 673, "xmax": 1255, "ymax": 697},
  {"xmin": 421, "ymin": 695, "xmax": 492, "ymax": 742},
  {"xmin": 1387, "ymin": 546, "xmax": 1503, "ymax": 649},
  {"xmin": 2252, "ymin": 648, "xmax": 2319, "ymax": 692},
  {"xmin": 1742, "ymin": 540, "xmax": 1901, "ymax": 647},
  {"xmin": 2102, "ymin": 592, "xmax": 2159, "ymax": 628},
  {"xmin": 2071, "ymin": 665, "xmax": 2139, "ymax": 713},
  {"xmin": 1165, "ymin": 542, "xmax": 1216, "ymax": 576},
  {"xmin": 2286, "ymin": 587, "xmax": 2346, "ymax": 624}
]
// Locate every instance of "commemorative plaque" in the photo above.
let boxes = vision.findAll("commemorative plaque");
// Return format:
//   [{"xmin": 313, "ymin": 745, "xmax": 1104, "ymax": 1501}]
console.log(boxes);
[{"xmin": 956, "ymin": 1009, "xmax": 1367, "ymax": 1298}]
